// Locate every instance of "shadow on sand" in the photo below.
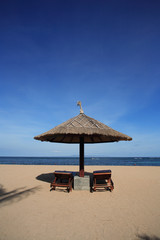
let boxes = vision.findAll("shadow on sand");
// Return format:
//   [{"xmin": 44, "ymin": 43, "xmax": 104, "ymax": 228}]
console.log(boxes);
[
  {"xmin": 36, "ymin": 171, "xmax": 114, "ymax": 192},
  {"xmin": 36, "ymin": 171, "xmax": 93, "ymax": 186},
  {"xmin": 36, "ymin": 171, "xmax": 93, "ymax": 192},
  {"xmin": 0, "ymin": 184, "xmax": 41, "ymax": 206},
  {"xmin": 36, "ymin": 171, "xmax": 113, "ymax": 191},
  {"xmin": 136, "ymin": 234, "xmax": 160, "ymax": 240},
  {"xmin": 36, "ymin": 172, "xmax": 55, "ymax": 183}
]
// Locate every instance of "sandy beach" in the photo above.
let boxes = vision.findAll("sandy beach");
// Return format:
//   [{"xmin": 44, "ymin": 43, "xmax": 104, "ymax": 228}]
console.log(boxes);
[{"xmin": 0, "ymin": 165, "xmax": 160, "ymax": 240}]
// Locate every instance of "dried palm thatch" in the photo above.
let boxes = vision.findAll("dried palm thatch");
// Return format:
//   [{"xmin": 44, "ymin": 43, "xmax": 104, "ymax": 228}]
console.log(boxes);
[{"xmin": 34, "ymin": 113, "xmax": 132, "ymax": 143}]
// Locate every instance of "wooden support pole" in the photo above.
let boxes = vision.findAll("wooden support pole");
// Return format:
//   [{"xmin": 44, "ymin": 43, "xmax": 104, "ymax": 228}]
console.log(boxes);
[{"xmin": 79, "ymin": 136, "xmax": 84, "ymax": 177}]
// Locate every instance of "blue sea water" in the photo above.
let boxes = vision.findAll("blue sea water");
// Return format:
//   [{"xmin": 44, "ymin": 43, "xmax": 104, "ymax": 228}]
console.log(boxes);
[{"xmin": 0, "ymin": 157, "xmax": 160, "ymax": 166}]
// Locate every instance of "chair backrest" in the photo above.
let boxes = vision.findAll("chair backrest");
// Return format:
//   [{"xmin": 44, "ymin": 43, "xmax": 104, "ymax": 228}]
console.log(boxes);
[
  {"xmin": 93, "ymin": 173, "xmax": 111, "ymax": 180},
  {"xmin": 93, "ymin": 170, "xmax": 112, "ymax": 180},
  {"xmin": 54, "ymin": 172, "xmax": 73, "ymax": 179}
]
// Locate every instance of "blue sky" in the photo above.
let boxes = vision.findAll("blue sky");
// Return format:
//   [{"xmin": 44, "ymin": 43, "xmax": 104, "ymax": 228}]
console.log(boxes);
[{"xmin": 0, "ymin": 0, "xmax": 160, "ymax": 157}]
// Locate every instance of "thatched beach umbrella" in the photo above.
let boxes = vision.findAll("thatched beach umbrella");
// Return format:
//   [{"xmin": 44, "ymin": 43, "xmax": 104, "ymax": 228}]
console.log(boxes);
[{"xmin": 34, "ymin": 102, "xmax": 132, "ymax": 177}]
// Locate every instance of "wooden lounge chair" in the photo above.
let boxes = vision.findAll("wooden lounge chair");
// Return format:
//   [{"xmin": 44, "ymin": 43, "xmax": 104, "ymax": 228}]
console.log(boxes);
[
  {"xmin": 91, "ymin": 170, "xmax": 114, "ymax": 192},
  {"xmin": 50, "ymin": 171, "xmax": 73, "ymax": 193}
]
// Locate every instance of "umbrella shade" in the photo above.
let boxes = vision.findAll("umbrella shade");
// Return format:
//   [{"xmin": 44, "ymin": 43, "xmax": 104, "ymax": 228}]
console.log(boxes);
[
  {"xmin": 34, "ymin": 113, "xmax": 132, "ymax": 177},
  {"xmin": 34, "ymin": 113, "xmax": 132, "ymax": 143}
]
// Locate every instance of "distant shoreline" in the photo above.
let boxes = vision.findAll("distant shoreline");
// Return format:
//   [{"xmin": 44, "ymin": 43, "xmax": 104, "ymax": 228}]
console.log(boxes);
[{"xmin": 0, "ymin": 156, "xmax": 160, "ymax": 166}]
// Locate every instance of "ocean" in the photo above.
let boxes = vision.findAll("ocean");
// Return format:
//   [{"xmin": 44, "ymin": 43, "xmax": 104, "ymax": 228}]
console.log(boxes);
[{"xmin": 0, "ymin": 156, "xmax": 160, "ymax": 166}]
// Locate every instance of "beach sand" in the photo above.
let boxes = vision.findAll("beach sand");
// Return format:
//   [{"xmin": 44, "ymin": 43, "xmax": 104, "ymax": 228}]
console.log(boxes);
[{"xmin": 0, "ymin": 165, "xmax": 160, "ymax": 240}]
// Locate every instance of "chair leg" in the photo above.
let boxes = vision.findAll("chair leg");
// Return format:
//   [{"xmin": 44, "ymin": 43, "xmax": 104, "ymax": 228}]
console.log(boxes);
[
  {"xmin": 93, "ymin": 178, "xmax": 96, "ymax": 191},
  {"xmin": 107, "ymin": 178, "xmax": 114, "ymax": 191},
  {"xmin": 50, "ymin": 177, "xmax": 57, "ymax": 191}
]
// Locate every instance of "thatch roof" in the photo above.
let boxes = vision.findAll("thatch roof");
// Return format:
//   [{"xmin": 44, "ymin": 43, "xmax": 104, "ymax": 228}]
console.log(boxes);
[{"xmin": 34, "ymin": 113, "xmax": 132, "ymax": 143}]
